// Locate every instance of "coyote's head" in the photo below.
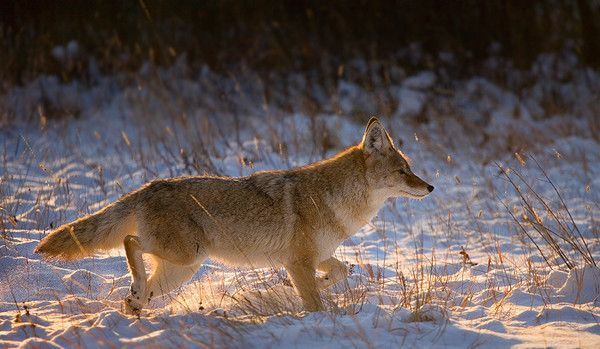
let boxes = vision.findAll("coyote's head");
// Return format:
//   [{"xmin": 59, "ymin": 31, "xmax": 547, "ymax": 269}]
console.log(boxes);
[{"xmin": 360, "ymin": 117, "xmax": 434, "ymax": 199}]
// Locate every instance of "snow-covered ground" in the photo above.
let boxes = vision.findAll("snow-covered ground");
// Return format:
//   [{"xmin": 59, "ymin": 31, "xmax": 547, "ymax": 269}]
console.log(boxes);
[{"xmin": 1, "ymin": 51, "xmax": 599, "ymax": 348}]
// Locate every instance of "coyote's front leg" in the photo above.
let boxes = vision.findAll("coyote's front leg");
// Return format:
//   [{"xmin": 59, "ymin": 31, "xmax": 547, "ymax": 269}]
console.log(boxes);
[{"xmin": 286, "ymin": 260, "xmax": 324, "ymax": 312}]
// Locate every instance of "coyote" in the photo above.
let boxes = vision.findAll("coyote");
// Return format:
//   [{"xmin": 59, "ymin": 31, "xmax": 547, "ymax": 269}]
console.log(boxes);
[{"xmin": 36, "ymin": 117, "xmax": 434, "ymax": 313}]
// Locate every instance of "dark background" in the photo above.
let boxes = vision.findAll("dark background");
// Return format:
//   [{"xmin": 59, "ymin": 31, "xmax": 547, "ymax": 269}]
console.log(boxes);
[{"xmin": 1, "ymin": 0, "xmax": 599, "ymax": 85}]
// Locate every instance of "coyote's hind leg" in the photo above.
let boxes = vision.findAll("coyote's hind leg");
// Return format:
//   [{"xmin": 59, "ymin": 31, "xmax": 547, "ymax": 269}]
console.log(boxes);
[
  {"xmin": 145, "ymin": 256, "xmax": 204, "ymax": 305},
  {"xmin": 124, "ymin": 235, "xmax": 148, "ymax": 314}
]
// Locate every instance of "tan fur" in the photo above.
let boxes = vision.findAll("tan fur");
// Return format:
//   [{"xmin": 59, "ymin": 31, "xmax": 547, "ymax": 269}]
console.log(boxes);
[{"xmin": 35, "ymin": 117, "xmax": 433, "ymax": 313}]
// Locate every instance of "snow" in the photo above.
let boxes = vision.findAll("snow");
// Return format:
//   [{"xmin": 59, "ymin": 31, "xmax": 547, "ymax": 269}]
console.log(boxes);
[
  {"xmin": 1, "ymin": 51, "xmax": 599, "ymax": 348},
  {"xmin": 557, "ymin": 265, "xmax": 600, "ymax": 304}
]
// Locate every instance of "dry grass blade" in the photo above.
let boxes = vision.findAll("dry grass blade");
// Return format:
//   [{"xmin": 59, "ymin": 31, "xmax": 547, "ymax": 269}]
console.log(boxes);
[{"xmin": 496, "ymin": 159, "xmax": 596, "ymax": 270}]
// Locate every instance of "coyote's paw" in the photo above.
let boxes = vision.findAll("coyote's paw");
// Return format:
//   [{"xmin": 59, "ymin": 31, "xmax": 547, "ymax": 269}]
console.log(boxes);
[
  {"xmin": 123, "ymin": 285, "xmax": 147, "ymax": 315},
  {"xmin": 124, "ymin": 295, "xmax": 145, "ymax": 315}
]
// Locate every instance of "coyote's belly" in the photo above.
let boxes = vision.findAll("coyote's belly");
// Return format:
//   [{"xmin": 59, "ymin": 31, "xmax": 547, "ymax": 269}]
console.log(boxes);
[
  {"xmin": 196, "ymin": 199, "xmax": 293, "ymax": 267},
  {"xmin": 205, "ymin": 224, "xmax": 294, "ymax": 267},
  {"xmin": 198, "ymin": 201, "xmax": 350, "ymax": 268},
  {"xmin": 208, "ymin": 244, "xmax": 289, "ymax": 267},
  {"xmin": 206, "ymin": 227, "xmax": 347, "ymax": 268}
]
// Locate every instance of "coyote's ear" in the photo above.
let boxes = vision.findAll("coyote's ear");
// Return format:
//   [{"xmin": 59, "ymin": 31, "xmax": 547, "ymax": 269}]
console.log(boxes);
[{"xmin": 361, "ymin": 117, "xmax": 393, "ymax": 155}]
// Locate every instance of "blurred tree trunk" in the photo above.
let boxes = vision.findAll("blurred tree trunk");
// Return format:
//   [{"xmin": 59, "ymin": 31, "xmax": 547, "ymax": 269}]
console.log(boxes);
[
  {"xmin": 505, "ymin": 0, "xmax": 542, "ymax": 68},
  {"xmin": 577, "ymin": 0, "xmax": 600, "ymax": 67}
]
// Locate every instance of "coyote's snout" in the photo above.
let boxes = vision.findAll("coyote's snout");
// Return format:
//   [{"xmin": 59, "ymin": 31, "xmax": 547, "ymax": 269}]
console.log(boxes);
[{"xmin": 36, "ymin": 117, "xmax": 433, "ymax": 314}]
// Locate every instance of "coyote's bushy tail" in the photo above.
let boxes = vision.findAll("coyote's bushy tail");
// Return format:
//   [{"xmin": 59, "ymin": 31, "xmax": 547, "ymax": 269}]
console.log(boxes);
[{"xmin": 35, "ymin": 193, "xmax": 139, "ymax": 260}]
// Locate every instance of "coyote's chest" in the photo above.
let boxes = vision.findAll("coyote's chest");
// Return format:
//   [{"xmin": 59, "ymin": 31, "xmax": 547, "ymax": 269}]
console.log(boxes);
[{"xmin": 312, "ymin": 192, "xmax": 385, "ymax": 262}]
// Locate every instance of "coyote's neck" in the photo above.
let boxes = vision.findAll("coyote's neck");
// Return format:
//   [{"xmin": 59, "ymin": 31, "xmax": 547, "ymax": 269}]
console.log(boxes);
[{"xmin": 306, "ymin": 146, "xmax": 386, "ymax": 236}]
